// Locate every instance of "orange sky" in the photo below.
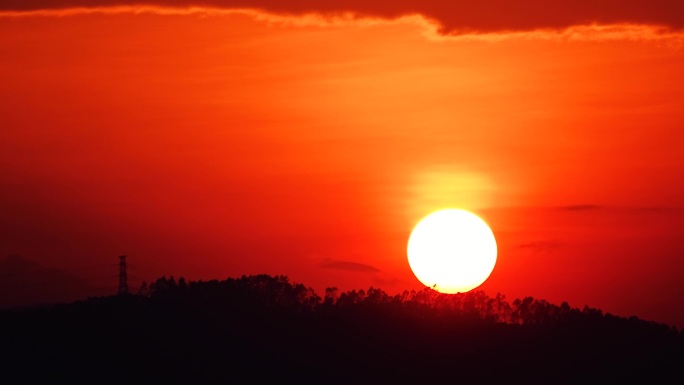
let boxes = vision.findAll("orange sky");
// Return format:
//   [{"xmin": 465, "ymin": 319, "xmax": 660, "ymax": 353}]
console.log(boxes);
[{"xmin": 1, "ymin": 5, "xmax": 684, "ymax": 328}]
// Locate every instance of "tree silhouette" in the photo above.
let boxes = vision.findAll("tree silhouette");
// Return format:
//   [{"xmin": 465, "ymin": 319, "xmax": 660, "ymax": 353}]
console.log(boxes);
[{"xmin": 2, "ymin": 273, "xmax": 681, "ymax": 385}]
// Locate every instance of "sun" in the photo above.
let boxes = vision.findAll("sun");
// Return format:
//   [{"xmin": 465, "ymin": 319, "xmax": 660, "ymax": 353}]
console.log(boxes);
[{"xmin": 407, "ymin": 209, "xmax": 497, "ymax": 294}]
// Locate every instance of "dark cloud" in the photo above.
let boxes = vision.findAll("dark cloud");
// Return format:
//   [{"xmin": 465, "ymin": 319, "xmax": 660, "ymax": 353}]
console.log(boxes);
[
  {"xmin": 631, "ymin": 206, "xmax": 684, "ymax": 212},
  {"xmin": 558, "ymin": 204, "xmax": 602, "ymax": 211},
  {"xmin": 2, "ymin": 1, "xmax": 684, "ymax": 34},
  {"xmin": 321, "ymin": 259, "xmax": 380, "ymax": 273},
  {"xmin": 556, "ymin": 205, "xmax": 684, "ymax": 212}
]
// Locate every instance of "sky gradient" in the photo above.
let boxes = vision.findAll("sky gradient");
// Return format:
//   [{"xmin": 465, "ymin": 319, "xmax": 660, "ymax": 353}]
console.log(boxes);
[{"xmin": 1, "ymin": 3, "xmax": 683, "ymax": 329}]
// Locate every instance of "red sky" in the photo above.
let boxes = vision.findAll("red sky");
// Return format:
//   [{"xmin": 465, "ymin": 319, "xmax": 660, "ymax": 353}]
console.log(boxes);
[{"xmin": 1, "ymin": 3, "xmax": 684, "ymax": 329}]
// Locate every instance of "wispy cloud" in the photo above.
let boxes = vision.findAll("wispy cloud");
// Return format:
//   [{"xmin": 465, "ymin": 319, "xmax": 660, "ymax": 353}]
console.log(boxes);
[
  {"xmin": 320, "ymin": 259, "xmax": 380, "ymax": 273},
  {"xmin": 558, "ymin": 204, "xmax": 602, "ymax": 211},
  {"xmin": 517, "ymin": 241, "xmax": 563, "ymax": 254}
]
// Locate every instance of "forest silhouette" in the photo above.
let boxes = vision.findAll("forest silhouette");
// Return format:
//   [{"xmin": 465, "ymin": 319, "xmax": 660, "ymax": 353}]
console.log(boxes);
[{"xmin": 1, "ymin": 274, "xmax": 682, "ymax": 384}]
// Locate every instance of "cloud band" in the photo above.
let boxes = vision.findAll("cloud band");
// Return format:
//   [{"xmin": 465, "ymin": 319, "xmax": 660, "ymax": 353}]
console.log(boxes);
[{"xmin": 2, "ymin": 1, "xmax": 683, "ymax": 34}]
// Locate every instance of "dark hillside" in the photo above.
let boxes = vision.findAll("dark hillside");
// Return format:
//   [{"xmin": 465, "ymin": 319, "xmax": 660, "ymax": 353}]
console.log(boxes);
[{"xmin": 1, "ymin": 274, "xmax": 682, "ymax": 384}]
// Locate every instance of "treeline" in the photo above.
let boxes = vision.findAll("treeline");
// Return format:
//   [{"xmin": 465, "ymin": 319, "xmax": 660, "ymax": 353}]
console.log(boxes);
[
  {"xmin": 143, "ymin": 274, "xmax": 678, "ymax": 330},
  {"xmin": 1, "ymin": 274, "xmax": 682, "ymax": 385}
]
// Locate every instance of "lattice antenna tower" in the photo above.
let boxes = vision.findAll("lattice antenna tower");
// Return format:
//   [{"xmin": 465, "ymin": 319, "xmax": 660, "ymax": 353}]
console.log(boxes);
[{"xmin": 118, "ymin": 255, "xmax": 129, "ymax": 295}]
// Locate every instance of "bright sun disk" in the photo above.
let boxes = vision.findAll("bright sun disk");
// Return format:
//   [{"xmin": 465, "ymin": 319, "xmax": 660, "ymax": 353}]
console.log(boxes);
[{"xmin": 407, "ymin": 209, "xmax": 497, "ymax": 293}]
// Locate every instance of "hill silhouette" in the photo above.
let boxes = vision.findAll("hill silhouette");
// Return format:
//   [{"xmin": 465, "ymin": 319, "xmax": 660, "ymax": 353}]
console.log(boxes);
[
  {"xmin": 0, "ymin": 255, "xmax": 105, "ymax": 309},
  {"xmin": 1, "ymin": 274, "xmax": 682, "ymax": 384}
]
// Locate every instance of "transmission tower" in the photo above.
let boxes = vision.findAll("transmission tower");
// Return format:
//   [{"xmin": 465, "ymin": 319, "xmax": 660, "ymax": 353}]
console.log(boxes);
[{"xmin": 118, "ymin": 255, "xmax": 129, "ymax": 295}]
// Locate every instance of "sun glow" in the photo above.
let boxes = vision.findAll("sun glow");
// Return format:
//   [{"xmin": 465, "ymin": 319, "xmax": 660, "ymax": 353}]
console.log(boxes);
[{"xmin": 407, "ymin": 209, "xmax": 497, "ymax": 293}]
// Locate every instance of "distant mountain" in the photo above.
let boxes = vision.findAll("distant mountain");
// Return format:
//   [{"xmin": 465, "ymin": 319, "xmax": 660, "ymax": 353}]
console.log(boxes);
[
  {"xmin": 0, "ymin": 255, "xmax": 104, "ymax": 309},
  {"xmin": 1, "ymin": 274, "xmax": 682, "ymax": 384}
]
